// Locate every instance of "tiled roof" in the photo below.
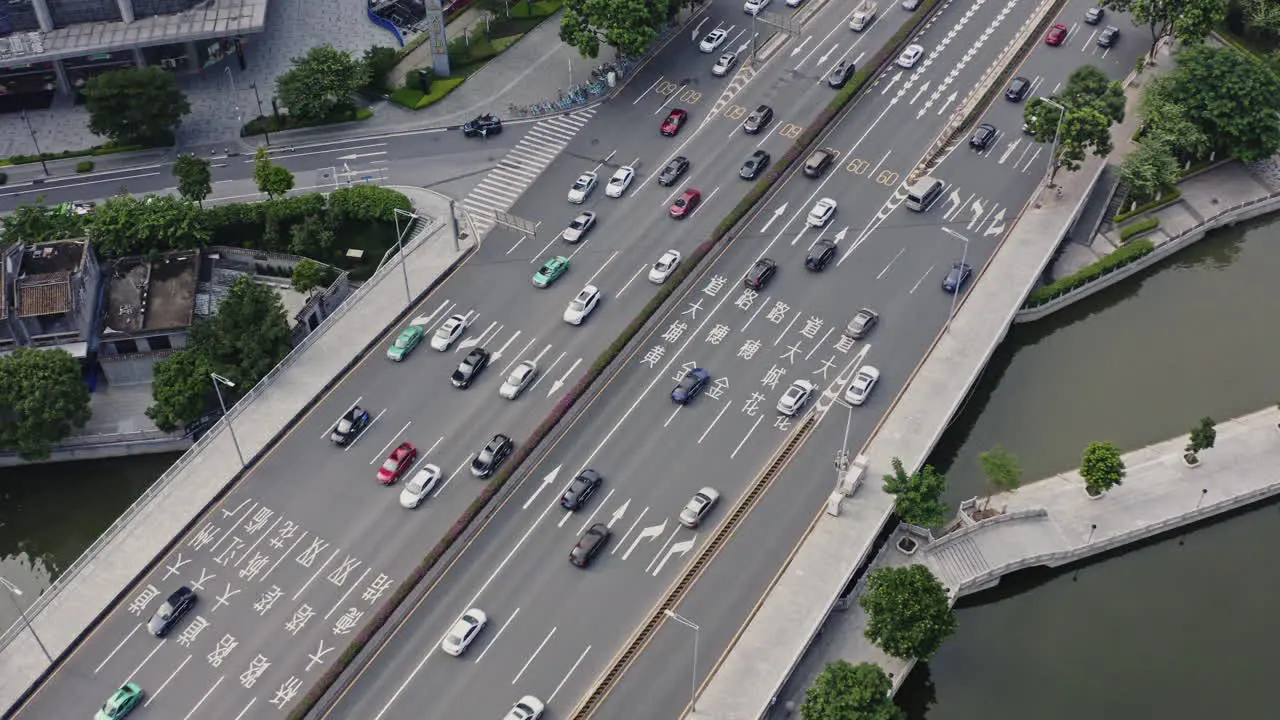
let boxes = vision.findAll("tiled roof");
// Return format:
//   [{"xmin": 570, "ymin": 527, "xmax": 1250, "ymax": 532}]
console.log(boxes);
[{"xmin": 16, "ymin": 272, "xmax": 71, "ymax": 318}]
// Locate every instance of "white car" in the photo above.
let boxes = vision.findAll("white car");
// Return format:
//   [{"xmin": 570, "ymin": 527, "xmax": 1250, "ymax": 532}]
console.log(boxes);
[
  {"xmin": 648, "ymin": 250, "xmax": 682, "ymax": 283},
  {"xmin": 777, "ymin": 379, "xmax": 816, "ymax": 416},
  {"xmin": 499, "ymin": 360, "xmax": 538, "ymax": 399},
  {"xmin": 896, "ymin": 44, "xmax": 924, "ymax": 68},
  {"xmin": 844, "ymin": 366, "xmax": 880, "ymax": 406},
  {"xmin": 567, "ymin": 172, "xmax": 598, "ymax": 203},
  {"xmin": 712, "ymin": 51, "xmax": 738, "ymax": 77},
  {"xmin": 679, "ymin": 487, "xmax": 721, "ymax": 528},
  {"xmin": 605, "ymin": 166, "xmax": 634, "ymax": 197},
  {"xmin": 807, "ymin": 197, "xmax": 837, "ymax": 228},
  {"xmin": 440, "ymin": 608, "xmax": 488, "ymax": 656},
  {"xmin": 399, "ymin": 464, "xmax": 442, "ymax": 508},
  {"xmin": 699, "ymin": 28, "xmax": 728, "ymax": 53},
  {"xmin": 744, "ymin": 0, "xmax": 770, "ymax": 14},
  {"xmin": 563, "ymin": 284, "xmax": 602, "ymax": 325},
  {"xmin": 504, "ymin": 695, "xmax": 545, "ymax": 720},
  {"xmin": 785, "ymin": 0, "xmax": 804, "ymax": 6},
  {"xmin": 430, "ymin": 313, "xmax": 470, "ymax": 351},
  {"xmin": 561, "ymin": 211, "xmax": 596, "ymax": 243}
]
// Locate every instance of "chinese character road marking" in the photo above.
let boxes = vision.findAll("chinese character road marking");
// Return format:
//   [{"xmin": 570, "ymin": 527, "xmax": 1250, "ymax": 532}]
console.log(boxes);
[
  {"xmin": 760, "ymin": 365, "xmax": 786, "ymax": 390},
  {"xmin": 242, "ymin": 506, "xmax": 275, "ymax": 535},
  {"xmin": 306, "ymin": 640, "xmax": 334, "ymax": 672},
  {"xmin": 213, "ymin": 537, "xmax": 244, "ymax": 566},
  {"xmin": 362, "ymin": 574, "xmax": 394, "ymax": 604},
  {"xmin": 734, "ymin": 289, "xmax": 758, "ymax": 311},
  {"xmin": 706, "ymin": 323, "xmax": 730, "ymax": 345},
  {"xmin": 741, "ymin": 392, "xmax": 765, "ymax": 417},
  {"xmin": 780, "ymin": 342, "xmax": 803, "ymax": 364},
  {"xmin": 239, "ymin": 552, "xmax": 271, "ymax": 582},
  {"xmin": 163, "ymin": 554, "xmax": 191, "ymax": 582},
  {"xmin": 834, "ymin": 334, "xmax": 856, "ymax": 353},
  {"xmin": 641, "ymin": 345, "xmax": 666, "ymax": 368},
  {"xmin": 254, "ymin": 586, "xmax": 284, "ymax": 616},
  {"xmin": 191, "ymin": 567, "xmax": 216, "ymax": 591},
  {"xmin": 284, "ymin": 604, "xmax": 315, "ymax": 635},
  {"xmin": 326, "ymin": 556, "xmax": 362, "ymax": 586},
  {"xmin": 774, "ymin": 416, "xmax": 792, "ymax": 431},
  {"xmin": 705, "ymin": 377, "xmax": 729, "ymax": 401},
  {"xmin": 207, "ymin": 633, "xmax": 238, "ymax": 668},
  {"xmin": 703, "ymin": 275, "xmax": 727, "ymax": 296},
  {"xmin": 672, "ymin": 360, "xmax": 696, "ymax": 383},
  {"xmin": 765, "ymin": 301, "xmax": 790, "ymax": 324},
  {"xmin": 212, "ymin": 582, "xmax": 241, "ymax": 613},
  {"xmin": 239, "ymin": 653, "xmax": 271, "ymax": 689},
  {"xmin": 127, "ymin": 585, "xmax": 160, "ymax": 616},
  {"xmin": 176, "ymin": 615, "xmax": 210, "ymax": 647},
  {"xmin": 814, "ymin": 356, "xmax": 838, "ymax": 380},
  {"xmin": 268, "ymin": 521, "xmax": 300, "ymax": 550},
  {"xmin": 269, "ymin": 677, "xmax": 302, "ymax": 709},
  {"xmin": 332, "ymin": 607, "xmax": 364, "ymax": 635},
  {"xmin": 799, "ymin": 316, "xmax": 824, "ymax": 339},
  {"xmin": 682, "ymin": 299, "xmax": 704, "ymax": 320},
  {"xmin": 737, "ymin": 338, "xmax": 761, "ymax": 360},
  {"xmin": 188, "ymin": 523, "xmax": 220, "ymax": 552},
  {"xmin": 295, "ymin": 537, "xmax": 330, "ymax": 568},
  {"xmin": 661, "ymin": 321, "xmax": 688, "ymax": 343}
]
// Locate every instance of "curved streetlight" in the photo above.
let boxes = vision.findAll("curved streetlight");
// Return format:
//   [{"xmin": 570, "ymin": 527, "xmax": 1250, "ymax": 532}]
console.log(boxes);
[
  {"xmin": 0, "ymin": 576, "xmax": 52, "ymax": 663},
  {"xmin": 664, "ymin": 609, "xmax": 700, "ymax": 712},
  {"xmin": 211, "ymin": 373, "xmax": 246, "ymax": 467}
]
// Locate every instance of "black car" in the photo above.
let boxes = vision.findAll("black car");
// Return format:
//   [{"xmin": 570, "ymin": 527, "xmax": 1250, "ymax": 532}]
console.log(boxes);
[
  {"xmin": 1097, "ymin": 25, "xmax": 1119, "ymax": 47},
  {"xmin": 570, "ymin": 523, "xmax": 611, "ymax": 567},
  {"xmin": 744, "ymin": 258, "xmax": 778, "ymax": 289},
  {"xmin": 743, "ymin": 104, "xmax": 774, "ymax": 134},
  {"xmin": 805, "ymin": 238, "xmax": 837, "ymax": 271},
  {"xmin": 147, "ymin": 586, "xmax": 196, "ymax": 637},
  {"xmin": 462, "ymin": 114, "xmax": 502, "ymax": 137},
  {"xmin": 1005, "ymin": 76, "xmax": 1030, "ymax": 102},
  {"xmin": 329, "ymin": 405, "xmax": 371, "ymax": 445},
  {"xmin": 740, "ymin": 150, "xmax": 771, "ymax": 180},
  {"xmin": 826, "ymin": 60, "xmax": 856, "ymax": 89},
  {"xmin": 470, "ymin": 433, "xmax": 514, "ymax": 477},
  {"xmin": 451, "ymin": 348, "xmax": 490, "ymax": 389},
  {"xmin": 561, "ymin": 469, "xmax": 603, "ymax": 511},
  {"xmin": 969, "ymin": 123, "xmax": 997, "ymax": 150},
  {"xmin": 1084, "ymin": 6, "xmax": 1104, "ymax": 24},
  {"xmin": 658, "ymin": 156, "xmax": 690, "ymax": 186},
  {"xmin": 942, "ymin": 262, "xmax": 973, "ymax": 293}
]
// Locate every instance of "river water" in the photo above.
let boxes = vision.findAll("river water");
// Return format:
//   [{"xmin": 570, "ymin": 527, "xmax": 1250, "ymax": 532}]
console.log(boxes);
[{"xmin": 2, "ymin": 217, "xmax": 1279, "ymax": 717}]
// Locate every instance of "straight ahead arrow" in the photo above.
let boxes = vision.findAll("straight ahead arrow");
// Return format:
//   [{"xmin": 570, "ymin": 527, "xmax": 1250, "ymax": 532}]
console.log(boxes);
[
  {"xmin": 911, "ymin": 81, "xmax": 931, "ymax": 105},
  {"xmin": 761, "ymin": 203, "xmax": 787, "ymax": 232},
  {"xmin": 880, "ymin": 71, "xmax": 902, "ymax": 95},
  {"xmin": 522, "ymin": 465, "xmax": 562, "ymax": 510},
  {"xmin": 937, "ymin": 91, "xmax": 957, "ymax": 116},
  {"xmin": 490, "ymin": 330, "xmax": 519, "ymax": 362},
  {"xmin": 817, "ymin": 44, "xmax": 838, "ymax": 66},
  {"xmin": 608, "ymin": 499, "xmax": 630, "ymax": 529},
  {"xmin": 548, "ymin": 357, "xmax": 583, "ymax": 397},
  {"xmin": 790, "ymin": 36, "xmax": 811, "ymax": 58},
  {"xmin": 336, "ymin": 152, "xmax": 387, "ymax": 161},
  {"xmin": 833, "ymin": 226, "xmax": 848, "ymax": 243}
]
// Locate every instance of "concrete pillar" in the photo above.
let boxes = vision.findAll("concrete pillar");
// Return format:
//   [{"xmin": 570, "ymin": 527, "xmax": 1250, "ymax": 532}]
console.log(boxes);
[
  {"xmin": 53, "ymin": 60, "xmax": 70, "ymax": 94},
  {"xmin": 116, "ymin": 0, "xmax": 135, "ymax": 24},
  {"xmin": 133, "ymin": 47, "xmax": 145, "ymax": 67},
  {"xmin": 185, "ymin": 41, "xmax": 200, "ymax": 70},
  {"xmin": 31, "ymin": 0, "xmax": 54, "ymax": 32}
]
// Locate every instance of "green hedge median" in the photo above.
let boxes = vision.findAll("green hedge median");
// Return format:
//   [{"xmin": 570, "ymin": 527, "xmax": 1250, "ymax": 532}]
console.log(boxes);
[
  {"xmin": 1113, "ymin": 187, "xmax": 1181, "ymax": 223},
  {"xmin": 1118, "ymin": 216, "xmax": 1159, "ymax": 242},
  {"xmin": 1024, "ymin": 238, "xmax": 1156, "ymax": 307}
]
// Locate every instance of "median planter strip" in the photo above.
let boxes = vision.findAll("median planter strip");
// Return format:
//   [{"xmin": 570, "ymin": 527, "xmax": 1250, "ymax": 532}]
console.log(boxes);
[{"xmin": 288, "ymin": 2, "xmax": 954, "ymax": 715}]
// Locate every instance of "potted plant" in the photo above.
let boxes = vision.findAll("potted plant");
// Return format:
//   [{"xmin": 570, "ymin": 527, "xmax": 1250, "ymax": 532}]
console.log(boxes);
[
  {"xmin": 1081, "ymin": 441, "xmax": 1125, "ymax": 498},
  {"xmin": 882, "ymin": 457, "xmax": 947, "ymax": 553},
  {"xmin": 975, "ymin": 445, "xmax": 1023, "ymax": 519},
  {"xmin": 1183, "ymin": 417, "xmax": 1216, "ymax": 467}
]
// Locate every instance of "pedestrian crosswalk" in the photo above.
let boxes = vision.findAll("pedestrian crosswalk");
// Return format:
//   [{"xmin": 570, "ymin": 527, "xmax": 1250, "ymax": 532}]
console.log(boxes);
[{"xmin": 461, "ymin": 107, "xmax": 599, "ymax": 237}]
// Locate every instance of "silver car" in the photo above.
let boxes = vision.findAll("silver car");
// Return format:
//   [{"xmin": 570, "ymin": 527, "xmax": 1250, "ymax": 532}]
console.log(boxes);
[
  {"xmin": 844, "ymin": 308, "xmax": 879, "ymax": 339},
  {"xmin": 440, "ymin": 608, "xmax": 487, "ymax": 656},
  {"xmin": 499, "ymin": 360, "xmax": 538, "ymax": 399},
  {"xmin": 679, "ymin": 487, "xmax": 721, "ymax": 528},
  {"xmin": 400, "ymin": 464, "xmax": 442, "ymax": 508},
  {"xmin": 776, "ymin": 379, "xmax": 815, "ymax": 416}
]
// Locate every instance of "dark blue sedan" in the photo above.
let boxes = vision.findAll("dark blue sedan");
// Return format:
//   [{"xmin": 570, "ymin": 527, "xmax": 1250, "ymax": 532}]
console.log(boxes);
[{"xmin": 671, "ymin": 368, "xmax": 711, "ymax": 404}]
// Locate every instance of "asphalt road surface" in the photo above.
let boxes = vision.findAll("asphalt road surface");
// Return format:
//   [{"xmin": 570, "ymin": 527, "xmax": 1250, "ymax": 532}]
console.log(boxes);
[{"xmin": 10, "ymin": 0, "xmax": 1144, "ymax": 716}]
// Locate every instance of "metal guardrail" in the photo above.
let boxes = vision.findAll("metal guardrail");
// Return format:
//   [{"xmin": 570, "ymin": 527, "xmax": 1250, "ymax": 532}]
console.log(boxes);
[{"xmin": 0, "ymin": 214, "xmax": 445, "ymax": 651}]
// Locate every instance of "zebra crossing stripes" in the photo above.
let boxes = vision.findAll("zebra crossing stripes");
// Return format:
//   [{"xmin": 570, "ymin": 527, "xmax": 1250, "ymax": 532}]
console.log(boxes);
[{"xmin": 461, "ymin": 107, "xmax": 599, "ymax": 236}]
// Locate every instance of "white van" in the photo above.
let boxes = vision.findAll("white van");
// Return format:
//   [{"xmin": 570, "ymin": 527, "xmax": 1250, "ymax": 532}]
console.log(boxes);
[{"xmin": 905, "ymin": 176, "xmax": 943, "ymax": 212}]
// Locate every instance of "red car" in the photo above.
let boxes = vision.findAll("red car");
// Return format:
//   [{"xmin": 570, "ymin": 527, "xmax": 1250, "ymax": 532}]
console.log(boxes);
[
  {"xmin": 670, "ymin": 189, "xmax": 701, "ymax": 219},
  {"xmin": 661, "ymin": 108, "xmax": 688, "ymax": 137},
  {"xmin": 1045, "ymin": 23, "xmax": 1069, "ymax": 46},
  {"xmin": 377, "ymin": 442, "xmax": 418, "ymax": 484}
]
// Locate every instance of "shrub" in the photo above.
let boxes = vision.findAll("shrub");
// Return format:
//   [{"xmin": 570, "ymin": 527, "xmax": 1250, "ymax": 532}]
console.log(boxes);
[
  {"xmin": 1025, "ymin": 238, "xmax": 1156, "ymax": 306},
  {"xmin": 1113, "ymin": 187, "xmax": 1182, "ymax": 223},
  {"xmin": 392, "ymin": 77, "xmax": 467, "ymax": 110},
  {"xmin": 1118, "ymin": 216, "xmax": 1159, "ymax": 242},
  {"xmin": 75, "ymin": 160, "xmax": 94, "ymax": 173}
]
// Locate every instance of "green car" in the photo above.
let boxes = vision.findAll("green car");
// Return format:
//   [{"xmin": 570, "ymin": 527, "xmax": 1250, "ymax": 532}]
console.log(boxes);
[
  {"xmin": 96, "ymin": 683, "xmax": 144, "ymax": 720},
  {"xmin": 387, "ymin": 324, "xmax": 426, "ymax": 361},
  {"xmin": 532, "ymin": 256, "xmax": 571, "ymax": 288}
]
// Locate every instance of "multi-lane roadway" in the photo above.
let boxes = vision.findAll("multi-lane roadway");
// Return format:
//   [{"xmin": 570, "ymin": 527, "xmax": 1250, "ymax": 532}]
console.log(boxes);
[{"xmin": 9, "ymin": 0, "xmax": 1144, "ymax": 716}]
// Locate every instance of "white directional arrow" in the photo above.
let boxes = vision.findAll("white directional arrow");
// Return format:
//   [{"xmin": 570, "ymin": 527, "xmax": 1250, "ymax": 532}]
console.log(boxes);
[
  {"xmin": 833, "ymin": 226, "xmax": 848, "ymax": 243},
  {"xmin": 336, "ymin": 152, "xmax": 387, "ymax": 161},
  {"xmin": 817, "ymin": 44, "xmax": 838, "ymax": 66},
  {"xmin": 880, "ymin": 71, "xmax": 902, "ymax": 95},
  {"xmin": 548, "ymin": 357, "xmax": 582, "ymax": 397},
  {"xmin": 623, "ymin": 520, "xmax": 667, "ymax": 560},
  {"xmin": 608, "ymin": 499, "xmax": 630, "ymax": 529},
  {"xmin": 522, "ymin": 465, "xmax": 562, "ymax": 510},
  {"xmin": 910, "ymin": 81, "xmax": 931, "ymax": 105},
  {"xmin": 790, "ymin": 36, "xmax": 811, "ymax": 57},
  {"xmin": 490, "ymin": 330, "xmax": 519, "ymax": 363},
  {"xmin": 984, "ymin": 209, "xmax": 1007, "ymax": 237},
  {"xmin": 968, "ymin": 199, "xmax": 986, "ymax": 230},
  {"xmin": 652, "ymin": 537, "xmax": 697, "ymax": 576},
  {"xmin": 691, "ymin": 17, "xmax": 707, "ymax": 42},
  {"xmin": 937, "ymin": 91, "xmax": 957, "ymax": 116},
  {"xmin": 761, "ymin": 203, "xmax": 787, "ymax": 233},
  {"xmin": 944, "ymin": 190, "xmax": 962, "ymax": 218},
  {"xmin": 735, "ymin": 41, "xmax": 750, "ymax": 55},
  {"xmin": 790, "ymin": 225, "xmax": 809, "ymax": 246},
  {"xmin": 998, "ymin": 140, "xmax": 1020, "ymax": 165},
  {"xmin": 458, "ymin": 321, "xmax": 495, "ymax": 351}
]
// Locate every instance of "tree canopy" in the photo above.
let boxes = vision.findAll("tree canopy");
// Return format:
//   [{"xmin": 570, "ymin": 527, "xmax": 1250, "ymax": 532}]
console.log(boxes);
[
  {"xmin": 859, "ymin": 565, "xmax": 958, "ymax": 660},
  {"xmin": 560, "ymin": 0, "xmax": 675, "ymax": 58},
  {"xmin": 1119, "ymin": 138, "xmax": 1181, "ymax": 199},
  {"xmin": 1102, "ymin": 0, "xmax": 1228, "ymax": 56},
  {"xmin": 0, "ymin": 348, "xmax": 91, "ymax": 460},
  {"xmin": 977, "ymin": 446, "xmax": 1023, "ymax": 508},
  {"xmin": 1186, "ymin": 416, "xmax": 1217, "ymax": 455},
  {"xmin": 173, "ymin": 154, "xmax": 214, "ymax": 207},
  {"xmin": 290, "ymin": 257, "xmax": 334, "ymax": 295},
  {"xmin": 1159, "ymin": 44, "xmax": 1280, "ymax": 162},
  {"xmin": 86, "ymin": 193, "xmax": 210, "ymax": 257},
  {"xmin": 0, "ymin": 200, "xmax": 88, "ymax": 246},
  {"xmin": 276, "ymin": 44, "xmax": 369, "ymax": 123},
  {"xmin": 254, "ymin": 147, "xmax": 296, "ymax": 200},
  {"xmin": 83, "ymin": 66, "xmax": 191, "ymax": 146},
  {"xmin": 1080, "ymin": 440, "xmax": 1126, "ymax": 494},
  {"xmin": 800, "ymin": 660, "xmax": 904, "ymax": 720},
  {"xmin": 1136, "ymin": 75, "xmax": 1210, "ymax": 160},
  {"xmin": 882, "ymin": 457, "xmax": 949, "ymax": 528},
  {"xmin": 146, "ymin": 349, "xmax": 216, "ymax": 433},
  {"xmin": 1025, "ymin": 65, "xmax": 1127, "ymax": 182}
]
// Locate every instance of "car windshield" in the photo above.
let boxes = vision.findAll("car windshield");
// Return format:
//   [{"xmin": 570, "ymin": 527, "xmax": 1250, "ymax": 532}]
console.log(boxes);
[
  {"xmin": 674, "ymin": 198, "xmax": 687, "ymax": 208},
  {"xmin": 381, "ymin": 458, "xmax": 399, "ymax": 471},
  {"xmin": 436, "ymin": 321, "xmax": 457, "ymax": 337},
  {"xmin": 407, "ymin": 475, "xmax": 427, "ymax": 492},
  {"xmin": 509, "ymin": 368, "xmax": 528, "ymax": 384},
  {"xmin": 570, "ymin": 218, "xmax": 586, "ymax": 229},
  {"xmin": 539, "ymin": 263, "xmax": 555, "ymax": 275},
  {"xmin": 156, "ymin": 602, "xmax": 174, "ymax": 618},
  {"xmin": 394, "ymin": 335, "xmax": 410, "ymax": 348},
  {"xmin": 570, "ymin": 299, "xmax": 586, "ymax": 312}
]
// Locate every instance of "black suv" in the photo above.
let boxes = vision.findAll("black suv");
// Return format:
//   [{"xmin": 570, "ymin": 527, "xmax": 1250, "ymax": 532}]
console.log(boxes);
[
  {"xmin": 570, "ymin": 523, "xmax": 611, "ymax": 567},
  {"xmin": 740, "ymin": 150, "xmax": 770, "ymax": 180},
  {"xmin": 743, "ymin": 105, "xmax": 773, "ymax": 134},
  {"xmin": 462, "ymin": 114, "xmax": 502, "ymax": 137},
  {"xmin": 148, "ymin": 586, "xmax": 197, "ymax": 637},
  {"xmin": 561, "ymin": 470, "xmax": 603, "ymax": 511},
  {"xmin": 805, "ymin": 239, "xmax": 837, "ymax": 271},
  {"xmin": 1005, "ymin": 76, "xmax": 1030, "ymax": 102},
  {"xmin": 658, "ymin": 156, "xmax": 690, "ymax": 186},
  {"xmin": 744, "ymin": 258, "xmax": 778, "ymax": 289},
  {"xmin": 827, "ymin": 60, "xmax": 856, "ymax": 88},
  {"xmin": 969, "ymin": 123, "xmax": 997, "ymax": 150},
  {"xmin": 1097, "ymin": 26, "xmax": 1119, "ymax": 47},
  {"xmin": 452, "ymin": 348, "xmax": 490, "ymax": 389},
  {"xmin": 470, "ymin": 433, "xmax": 514, "ymax": 477}
]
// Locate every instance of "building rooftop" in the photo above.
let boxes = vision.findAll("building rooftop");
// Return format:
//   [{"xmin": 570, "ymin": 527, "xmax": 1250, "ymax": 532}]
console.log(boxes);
[
  {"xmin": 14, "ymin": 241, "xmax": 85, "ymax": 318},
  {"xmin": 104, "ymin": 251, "xmax": 199, "ymax": 334}
]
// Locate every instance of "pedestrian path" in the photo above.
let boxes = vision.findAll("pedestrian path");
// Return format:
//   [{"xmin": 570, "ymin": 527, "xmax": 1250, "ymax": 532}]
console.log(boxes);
[{"xmin": 460, "ymin": 106, "xmax": 598, "ymax": 235}]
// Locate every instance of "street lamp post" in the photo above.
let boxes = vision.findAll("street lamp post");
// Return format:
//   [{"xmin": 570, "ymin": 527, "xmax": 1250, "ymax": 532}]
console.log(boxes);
[
  {"xmin": 210, "ymin": 373, "xmax": 246, "ymax": 467},
  {"xmin": 19, "ymin": 111, "xmax": 50, "ymax": 176},
  {"xmin": 389, "ymin": 208, "xmax": 420, "ymax": 302},
  {"xmin": 250, "ymin": 82, "xmax": 270, "ymax": 146},
  {"xmin": 1039, "ymin": 98, "xmax": 1067, "ymax": 189},
  {"xmin": 940, "ymin": 227, "xmax": 971, "ymax": 332},
  {"xmin": 0, "ymin": 577, "xmax": 52, "ymax": 663},
  {"xmin": 663, "ymin": 609, "xmax": 700, "ymax": 712}
]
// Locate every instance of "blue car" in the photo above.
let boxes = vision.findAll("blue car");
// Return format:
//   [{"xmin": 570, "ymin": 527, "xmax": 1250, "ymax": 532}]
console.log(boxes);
[{"xmin": 671, "ymin": 368, "xmax": 711, "ymax": 404}]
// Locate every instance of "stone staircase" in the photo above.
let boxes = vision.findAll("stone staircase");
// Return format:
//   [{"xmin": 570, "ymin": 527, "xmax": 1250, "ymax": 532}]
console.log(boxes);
[{"xmin": 924, "ymin": 535, "xmax": 991, "ymax": 593}]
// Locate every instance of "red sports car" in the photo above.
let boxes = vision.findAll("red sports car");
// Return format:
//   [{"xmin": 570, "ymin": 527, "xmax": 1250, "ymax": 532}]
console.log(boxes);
[
  {"xmin": 1045, "ymin": 23, "xmax": 1069, "ymax": 46},
  {"xmin": 670, "ymin": 189, "xmax": 702, "ymax": 219},
  {"xmin": 661, "ymin": 108, "xmax": 688, "ymax": 137},
  {"xmin": 377, "ymin": 442, "xmax": 418, "ymax": 485}
]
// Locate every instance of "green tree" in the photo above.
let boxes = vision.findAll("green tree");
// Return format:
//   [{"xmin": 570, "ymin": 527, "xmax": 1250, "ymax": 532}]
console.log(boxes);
[
  {"xmin": 82, "ymin": 66, "xmax": 191, "ymax": 145},
  {"xmin": 327, "ymin": 184, "xmax": 413, "ymax": 223},
  {"xmin": 254, "ymin": 147, "xmax": 295, "ymax": 200},
  {"xmin": 172, "ymin": 154, "xmax": 213, "ymax": 207},
  {"xmin": 0, "ymin": 200, "xmax": 88, "ymax": 245},
  {"xmin": 1185, "ymin": 416, "xmax": 1217, "ymax": 460},
  {"xmin": 276, "ymin": 44, "xmax": 369, "ymax": 123},
  {"xmin": 1080, "ymin": 440, "xmax": 1126, "ymax": 495},
  {"xmin": 977, "ymin": 446, "xmax": 1023, "ymax": 509},
  {"xmin": 859, "ymin": 565, "xmax": 957, "ymax": 660},
  {"xmin": 86, "ymin": 193, "xmax": 210, "ymax": 257},
  {"xmin": 1060, "ymin": 65, "xmax": 1127, "ymax": 124},
  {"xmin": 1102, "ymin": 0, "xmax": 1229, "ymax": 57},
  {"xmin": 560, "ymin": 0, "xmax": 670, "ymax": 59},
  {"xmin": 1162, "ymin": 45, "xmax": 1280, "ymax": 162},
  {"xmin": 1026, "ymin": 99, "xmax": 1116, "ymax": 184},
  {"xmin": 288, "ymin": 213, "xmax": 336, "ymax": 257},
  {"xmin": 362, "ymin": 46, "xmax": 400, "ymax": 92},
  {"xmin": 882, "ymin": 457, "xmax": 948, "ymax": 528},
  {"xmin": 190, "ymin": 276, "xmax": 292, "ymax": 386},
  {"xmin": 1118, "ymin": 139, "xmax": 1181, "ymax": 199},
  {"xmin": 800, "ymin": 660, "xmax": 904, "ymax": 720},
  {"xmin": 1239, "ymin": 0, "xmax": 1280, "ymax": 38},
  {"xmin": 0, "ymin": 348, "xmax": 91, "ymax": 460},
  {"xmin": 1137, "ymin": 77, "xmax": 1210, "ymax": 159},
  {"xmin": 290, "ymin": 257, "xmax": 331, "ymax": 295},
  {"xmin": 146, "ymin": 349, "xmax": 215, "ymax": 433}
]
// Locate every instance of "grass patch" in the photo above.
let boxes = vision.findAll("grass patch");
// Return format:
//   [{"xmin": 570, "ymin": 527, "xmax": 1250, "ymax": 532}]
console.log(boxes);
[
  {"xmin": 1118, "ymin": 216, "xmax": 1159, "ymax": 242},
  {"xmin": 0, "ymin": 142, "xmax": 152, "ymax": 168},
  {"xmin": 241, "ymin": 106, "xmax": 373, "ymax": 137},
  {"xmin": 1113, "ymin": 187, "xmax": 1181, "ymax": 223},
  {"xmin": 509, "ymin": 0, "xmax": 563, "ymax": 18},
  {"xmin": 389, "ymin": 76, "xmax": 467, "ymax": 110},
  {"xmin": 1025, "ymin": 238, "xmax": 1157, "ymax": 307}
]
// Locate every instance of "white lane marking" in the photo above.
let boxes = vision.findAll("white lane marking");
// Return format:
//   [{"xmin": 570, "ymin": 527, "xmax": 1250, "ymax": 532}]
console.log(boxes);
[
  {"xmin": 343, "ymin": 408, "xmax": 386, "ymax": 453},
  {"xmin": 500, "ymin": 336, "xmax": 538, "ymax": 376},
  {"xmin": 0, "ymin": 172, "xmax": 161, "ymax": 198},
  {"xmin": 804, "ymin": 327, "xmax": 834, "ymax": 361},
  {"xmin": 740, "ymin": 295, "xmax": 769, "ymax": 332},
  {"xmin": 321, "ymin": 396, "xmax": 362, "ymax": 438},
  {"xmin": 613, "ymin": 506, "xmax": 648, "ymax": 554},
  {"xmin": 549, "ymin": 646, "xmax": 593, "ymax": 703},
  {"xmin": 126, "ymin": 638, "xmax": 165, "ymax": 682},
  {"xmin": 571, "ymin": 487, "xmax": 616, "ymax": 534},
  {"xmin": 95, "ymin": 624, "xmax": 142, "ymax": 674},
  {"xmin": 233, "ymin": 697, "xmax": 257, "ymax": 720},
  {"xmin": 144, "ymin": 653, "xmax": 190, "ymax": 706},
  {"xmin": 531, "ymin": 235, "xmax": 559, "ymax": 263},
  {"xmin": 617, "ymin": 265, "xmax": 648, "ymax": 299},
  {"xmin": 664, "ymin": 406, "xmax": 681, "ymax": 428},
  {"xmin": 685, "ymin": 186, "xmax": 720, "ymax": 220},
  {"xmin": 493, "ymin": 330, "xmax": 521, "ymax": 360},
  {"xmin": 910, "ymin": 264, "xmax": 935, "ymax": 294},
  {"xmin": 507, "ymin": 234, "xmax": 528, "ymax": 255},
  {"xmin": 772, "ymin": 309, "xmax": 801, "ymax": 346},
  {"xmin": 633, "ymin": 77, "xmax": 663, "ymax": 105},
  {"xmin": 532, "ymin": 352, "xmax": 566, "ymax": 390},
  {"xmin": 181, "ymin": 675, "xmax": 224, "ymax": 720},
  {"xmin": 731, "ymin": 415, "xmax": 764, "ymax": 459},
  {"xmin": 878, "ymin": 247, "xmax": 906, "ymax": 279},
  {"xmin": 585, "ymin": 250, "xmax": 621, "ymax": 286},
  {"xmin": 645, "ymin": 524, "xmax": 681, "ymax": 573},
  {"xmin": 699, "ymin": 402, "xmax": 732, "ymax": 444},
  {"xmin": 513, "ymin": 627, "xmax": 557, "ymax": 684},
  {"xmin": 434, "ymin": 454, "xmax": 475, "ymax": 497},
  {"xmin": 424, "ymin": 435, "xmax": 445, "ymax": 457},
  {"xmin": 654, "ymin": 83, "xmax": 690, "ymax": 114},
  {"xmin": 325, "ymin": 567, "xmax": 371, "ymax": 620},
  {"xmin": 292, "ymin": 548, "xmax": 339, "ymax": 601},
  {"xmin": 369, "ymin": 420, "xmax": 412, "ymax": 465},
  {"xmin": 475, "ymin": 607, "xmax": 520, "ymax": 663}
]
